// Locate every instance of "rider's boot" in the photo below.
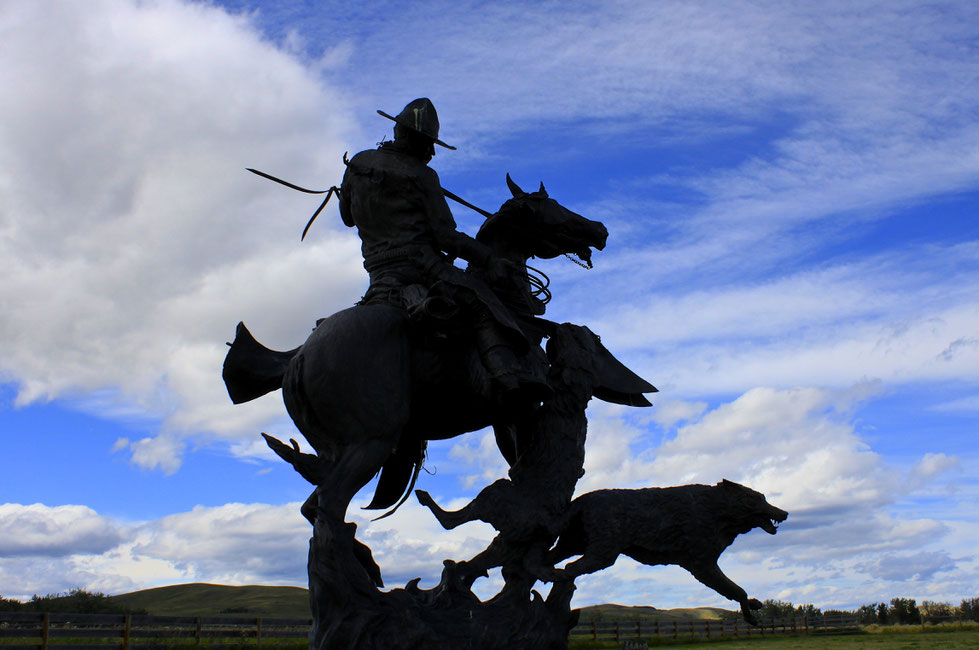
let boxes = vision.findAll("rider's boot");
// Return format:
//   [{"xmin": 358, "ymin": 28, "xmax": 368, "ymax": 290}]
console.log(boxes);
[{"xmin": 480, "ymin": 342, "xmax": 551, "ymax": 420}]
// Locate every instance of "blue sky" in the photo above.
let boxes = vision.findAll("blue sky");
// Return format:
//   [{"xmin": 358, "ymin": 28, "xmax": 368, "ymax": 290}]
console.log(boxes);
[{"xmin": 1, "ymin": 0, "xmax": 977, "ymax": 611}]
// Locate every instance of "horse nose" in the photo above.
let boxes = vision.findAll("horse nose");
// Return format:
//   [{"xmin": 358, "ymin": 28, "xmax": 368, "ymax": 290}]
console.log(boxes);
[{"xmin": 592, "ymin": 222, "xmax": 608, "ymax": 250}]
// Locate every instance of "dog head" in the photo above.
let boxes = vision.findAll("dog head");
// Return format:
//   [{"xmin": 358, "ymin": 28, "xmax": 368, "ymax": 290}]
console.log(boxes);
[{"xmin": 716, "ymin": 479, "xmax": 788, "ymax": 536}]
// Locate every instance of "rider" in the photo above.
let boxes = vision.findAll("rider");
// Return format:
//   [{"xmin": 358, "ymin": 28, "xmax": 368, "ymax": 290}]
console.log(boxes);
[{"xmin": 338, "ymin": 98, "xmax": 549, "ymax": 415}]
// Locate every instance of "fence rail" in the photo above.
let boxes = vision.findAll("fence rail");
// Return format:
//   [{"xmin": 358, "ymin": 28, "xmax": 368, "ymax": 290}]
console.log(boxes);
[
  {"xmin": 0, "ymin": 612, "xmax": 311, "ymax": 649},
  {"xmin": 0, "ymin": 611, "xmax": 861, "ymax": 648},
  {"xmin": 568, "ymin": 613, "xmax": 861, "ymax": 644}
]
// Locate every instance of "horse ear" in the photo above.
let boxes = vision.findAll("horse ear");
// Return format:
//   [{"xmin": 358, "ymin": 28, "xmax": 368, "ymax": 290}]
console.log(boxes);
[
  {"xmin": 506, "ymin": 173, "xmax": 525, "ymax": 197},
  {"xmin": 538, "ymin": 181, "xmax": 548, "ymax": 196}
]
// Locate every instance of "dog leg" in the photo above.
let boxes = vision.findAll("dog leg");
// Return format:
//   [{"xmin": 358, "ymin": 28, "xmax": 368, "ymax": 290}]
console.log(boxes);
[
  {"xmin": 686, "ymin": 562, "xmax": 762, "ymax": 625},
  {"xmin": 559, "ymin": 550, "xmax": 618, "ymax": 578},
  {"xmin": 415, "ymin": 489, "xmax": 476, "ymax": 530}
]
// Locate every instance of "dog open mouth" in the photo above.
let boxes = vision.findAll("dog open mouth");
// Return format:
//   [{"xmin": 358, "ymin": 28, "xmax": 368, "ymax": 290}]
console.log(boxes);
[{"xmin": 762, "ymin": 508, "xmax": 789, "ymax": 535}]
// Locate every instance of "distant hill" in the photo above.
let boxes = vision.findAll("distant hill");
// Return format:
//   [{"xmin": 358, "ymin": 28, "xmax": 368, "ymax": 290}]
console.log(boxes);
[
  {"xmin": 108, "ymin": 583, "xmax": 736, "ymax": 622},
  {"xmin": 576, "ymin": 603, "xmax": 734, "ymax": 623},
  {"xmin": 109, "ymin": 584, "xmax": 310, "ymax": 618}
]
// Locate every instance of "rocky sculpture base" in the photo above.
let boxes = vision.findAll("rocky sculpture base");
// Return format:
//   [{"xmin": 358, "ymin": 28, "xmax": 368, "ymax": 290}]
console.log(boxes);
[{"xmin": 307, "ymin": 515, "xmax": 577, "ymax": 649}]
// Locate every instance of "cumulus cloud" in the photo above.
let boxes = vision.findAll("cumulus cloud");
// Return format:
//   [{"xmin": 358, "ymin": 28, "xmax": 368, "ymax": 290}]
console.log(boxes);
[
  {"xmin": 436, "ymin": 383, "xmax": 974, "ymax": 608},
  {"xmin": 0, "ymin": 496, "xmax": 498, "ymax": 602},
  {"xmin": 134, "ymin": 502, "xmax": 311, "ymax": 583},
  {"xmin": 0, "ymin": 0, "xmax": 364, "ymax": 471},
  {"xmin": 0, "ymin": 504, "xmax": 124, "ymax": 557}
]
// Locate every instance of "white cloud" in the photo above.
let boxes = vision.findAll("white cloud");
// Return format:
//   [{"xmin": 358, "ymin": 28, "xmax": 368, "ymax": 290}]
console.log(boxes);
[
  {"xmin": 932, "ymin": 394, "xmax": 979, "ymax": 413},
  {"xmin": 909, "ymin": 453, "xmax": 960, "ymax": 486},
  {"xmin": 871, "ymin": 551, "xmax": 957, "ymax": 582},
  {"xmin": 134, "ymin": 502, "xmax": 310, "ymax": 583},
  {"xmin": 0, "ymin": 0, "xmax": 364, "ymax": 471},
  {"xmin": 649, "ymin": 399, "xmax": 707, "ymax": 428},
  {"xmin": 0, "ymin": 496, "xmax": 499, "ymax": 602},
  {"xmin": 447, "ymin": 430, "xmax": 509, "ymax": 490},
  {"xmin": 322, "ymin": 2, "xmax": 979, "ymax": 142},
  {"xmin": 0, "ymin": 504, "xmax": 124, "ymax": 557},
  {"xmin": 582, "ymin": 245, "xmax": 979, "ymax": 396}
]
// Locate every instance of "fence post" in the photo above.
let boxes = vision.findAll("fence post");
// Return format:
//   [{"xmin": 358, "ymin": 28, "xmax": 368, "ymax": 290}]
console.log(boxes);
[
  {"xmin": 706, "ymin": 619, "xmax": 711, "ymax": 638},
  {"xmin": 614, "ymin": 621, "xmax": 620, "ymax": 642},
  {"xmin": 123, "ymin": 614, "xmax": 131, "ymax": 650},
  {"xmin": 673, "ymin": 620, "xmax": 678, "ymax": 639},
  {"xmin": 257, "ymin": 617, "xmax": 263, "ymax": 646},
  {"xmin": 635, "ymin": 620, "xmax": 641, "ymax": 640},
  {"xmin": 591, "ymin": 620, "xmax": 597, "ymax": 641},
  {"xmin": 195, "ymin": 616, "xmax": 202, "ymax": 646},
  {"xmin": 653, "ymin": 619, "xmax": 658, "ymax": 638},
  {"xmin": 41, "ymin": 612, "xmax": 49, "ymax": 650},
  {"xmin": 689, "ymin": 620, "xmax": 695, "ymax": 638}
]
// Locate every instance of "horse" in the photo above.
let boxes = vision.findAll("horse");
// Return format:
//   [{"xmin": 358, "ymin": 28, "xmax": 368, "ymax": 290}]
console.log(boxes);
[{"xmin": 222, "ymin": 176, "xmax": 645, "ymax": 522}]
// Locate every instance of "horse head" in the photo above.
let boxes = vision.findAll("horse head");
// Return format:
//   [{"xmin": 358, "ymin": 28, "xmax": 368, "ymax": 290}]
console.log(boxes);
[{"xmin": 477, "ymin": 174, "xmax": 608, "ymax": 266}]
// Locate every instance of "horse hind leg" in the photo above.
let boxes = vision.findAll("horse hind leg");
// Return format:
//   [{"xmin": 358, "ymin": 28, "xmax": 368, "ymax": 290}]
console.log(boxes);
[{"xmin": 311, "ymin": 440, "xmax": 394, "ymax": 523}]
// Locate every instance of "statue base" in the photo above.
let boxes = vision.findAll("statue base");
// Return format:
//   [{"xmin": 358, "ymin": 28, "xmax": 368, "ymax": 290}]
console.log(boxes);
[{"xmin": 307, "ymin": 516, "xmax": 577, "ymax": 649}]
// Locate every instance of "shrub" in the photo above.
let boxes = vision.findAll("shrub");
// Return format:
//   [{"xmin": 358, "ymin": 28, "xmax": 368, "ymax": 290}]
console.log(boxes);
[
  {"xmin": 889, "ymin": 597, "xmax": 921, "ymax": 625},
  {"xmin": 2, "ymin": 588, "xmax": 146, "ymax": 615},
  {"xmin": 921, "ymin": 600, "xmax": 952, "ymax": 623},
  {"xmin": 856, "ymin": 604, "xmax": 878, "ymax": 625},
  {"xmin": 960, "ymin": 597, "xmax": 979, "ymax": 622}
]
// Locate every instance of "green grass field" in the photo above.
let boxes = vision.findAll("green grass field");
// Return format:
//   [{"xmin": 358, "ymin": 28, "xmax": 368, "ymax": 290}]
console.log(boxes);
[
  {"xmin": 570, "ymin": 626, "xmax": 979, "ymax": 649},
  {"xmin": 667, "ymin": 630, "xmax": 979, "ymax": 648}
]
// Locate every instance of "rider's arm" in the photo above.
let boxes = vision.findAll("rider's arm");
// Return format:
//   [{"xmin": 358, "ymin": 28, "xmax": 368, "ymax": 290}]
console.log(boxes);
[{"xmin": 425, "ymin": 170, "xmax": 493, "ymax": 266}]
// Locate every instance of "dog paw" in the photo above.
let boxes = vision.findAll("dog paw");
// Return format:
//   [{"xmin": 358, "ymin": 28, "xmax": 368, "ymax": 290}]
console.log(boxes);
[{"xmin": 741, "ymin": 600, "xmax": 761, "ymax": 626}]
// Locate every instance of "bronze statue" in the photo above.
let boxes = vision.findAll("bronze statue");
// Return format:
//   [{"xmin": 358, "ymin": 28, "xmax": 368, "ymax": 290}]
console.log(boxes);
[
  {"xmin": 341, "ymin": 98, "xmax": 550, "ymax": 416},
  {"xmin": 543, "ymin": 480, "xmax": 788, "ymax": 626},
  {"xmin": 223, "ymin": 98, "xmax": 787, "ymax": 649}
]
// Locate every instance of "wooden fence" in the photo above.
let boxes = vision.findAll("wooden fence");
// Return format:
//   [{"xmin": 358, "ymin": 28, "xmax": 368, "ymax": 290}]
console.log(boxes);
[
  {"xmin": 568, "ymin": 612, "xmax": 862, "ymax": 644},
  {"xmin": 1, "ymin": 610, "xmax": 860, "ymax": 648},
  {"xmin": 0, "ymin": 612, "xmax": 311, "ymax": 649}
]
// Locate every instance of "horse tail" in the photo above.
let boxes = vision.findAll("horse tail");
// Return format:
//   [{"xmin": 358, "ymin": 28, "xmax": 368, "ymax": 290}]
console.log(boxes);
[
  {"xmin": 222, "ymin": 322, "xmax": 300, "ymax": 404},
  {"xmin": 365, "ymin": 436, "xmax": 427, "ymax": 519}
]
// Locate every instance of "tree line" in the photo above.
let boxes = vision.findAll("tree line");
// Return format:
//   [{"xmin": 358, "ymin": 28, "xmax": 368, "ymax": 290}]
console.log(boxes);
[
  {"xmin": 757, "ymin": 597, "xmax": 979, "ymax": 625},
  {"xmin": 4, "ymin": 589, "xmax": 979, "ymax": 625},
  {"xmin": 0, "ymin": 588, "xmax": 147, "ymax": 614}
]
